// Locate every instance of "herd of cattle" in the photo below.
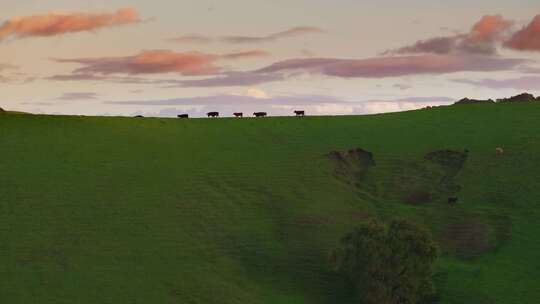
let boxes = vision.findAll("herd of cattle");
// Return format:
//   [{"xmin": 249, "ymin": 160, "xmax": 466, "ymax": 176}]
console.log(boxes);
[
  {"xmin": 205, "ymin": 110, "xmax": 304, "ymax": 119},
  {"xmin": 136, "ymin": 110, "xmax": 305, "ymax": 119},
  {"xmin": 178, "ymin": 110, "xmax": 305, "ymax": 119}
]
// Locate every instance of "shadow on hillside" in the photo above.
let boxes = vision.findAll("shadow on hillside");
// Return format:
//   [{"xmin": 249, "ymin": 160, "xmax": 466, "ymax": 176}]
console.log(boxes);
[{"xmin": 326, "ymin": 148, "xmax": 512, "ymax": 261}]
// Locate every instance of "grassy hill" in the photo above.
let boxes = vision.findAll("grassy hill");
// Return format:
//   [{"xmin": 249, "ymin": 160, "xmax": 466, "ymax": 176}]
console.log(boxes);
[{"xmin": 1, "ymin": 103, "xmax": 539, "ymax": 303}]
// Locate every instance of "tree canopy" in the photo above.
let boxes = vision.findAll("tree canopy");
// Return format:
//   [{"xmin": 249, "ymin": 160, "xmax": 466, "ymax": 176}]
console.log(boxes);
[{"xmin": 332, "ymin": 219, "xmax": 438, "ymax": 304}]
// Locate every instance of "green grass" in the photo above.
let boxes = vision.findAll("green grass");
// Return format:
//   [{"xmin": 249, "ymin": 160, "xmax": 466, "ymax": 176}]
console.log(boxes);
[{"xmin": 1, "ymin": 103, "xmax": 539, "ymax": 303}]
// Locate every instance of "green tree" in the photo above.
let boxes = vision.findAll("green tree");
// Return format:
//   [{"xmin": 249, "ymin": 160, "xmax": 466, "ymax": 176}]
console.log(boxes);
[{"xmin": 332, "ymin": 219, "xmax": 437, "ymax": 304}]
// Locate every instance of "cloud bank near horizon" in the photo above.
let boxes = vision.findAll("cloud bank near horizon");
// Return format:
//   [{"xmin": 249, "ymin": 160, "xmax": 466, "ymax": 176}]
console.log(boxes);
[{"xmin": 104, "ymin": 93, "xmax": 455, "ymax": 118}]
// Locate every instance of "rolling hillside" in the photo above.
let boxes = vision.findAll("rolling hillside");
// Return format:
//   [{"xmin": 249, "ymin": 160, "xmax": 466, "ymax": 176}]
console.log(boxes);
[{"xmin": 1, "ymin": 103, "xmax": 539, "ymax": 303}]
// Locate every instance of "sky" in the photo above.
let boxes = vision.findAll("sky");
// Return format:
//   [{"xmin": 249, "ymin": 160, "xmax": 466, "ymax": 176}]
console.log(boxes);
[{"xmin": 1, "ymin": 0, "xmax": 540, "ymax": 117}]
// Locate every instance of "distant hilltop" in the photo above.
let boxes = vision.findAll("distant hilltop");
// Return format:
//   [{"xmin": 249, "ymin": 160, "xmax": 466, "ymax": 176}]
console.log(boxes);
[
  {"xmin": 456, "ymin": 93, "xmax": 540, "ymax": 105},
  {"xmin": 0, "ymin": 107, "xmax": 30, "ymax": 115}
]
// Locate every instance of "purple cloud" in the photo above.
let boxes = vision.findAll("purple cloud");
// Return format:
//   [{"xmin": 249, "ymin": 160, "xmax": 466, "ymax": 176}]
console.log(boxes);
[
  {"xmin": 220, "ymin": 26, "xmax": 324, "ymax": 43},
  {"xmin": 167, "ymin": 34, "xmax": 213, "ymax": 44},
  {"xmin": 454, "ymin": 76, "xmax": 540, "ymax": 90},
  {"xmin": 47, "ymin": 73, "xmax": 108, "ymax": 81},
  {"xmin": 390, "ymin": 36, "xmax": 461, "ymax": 55},
  {"xmin": 168, "ymin": 26, "xmax": 324, "ymax": 44},
  {"xmin": 46, "ymin": 53, "xmax": 527, "ymax": 89},
  {"xmin": 256, "ymin": 55, "xmax": 526, "ymax": 78},
  {"xmin": 45, "ymin": 71, "xmax": 284, "ymax": 88},
  {"xmin": 45, "ymin": 73, "xmax": 181, "ymax": 85}
]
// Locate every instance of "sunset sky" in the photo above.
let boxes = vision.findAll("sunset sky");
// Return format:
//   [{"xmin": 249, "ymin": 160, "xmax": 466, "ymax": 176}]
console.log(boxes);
[{"xmin": 1, "ymin": 0, "xmax": 540, "ymax": 117}]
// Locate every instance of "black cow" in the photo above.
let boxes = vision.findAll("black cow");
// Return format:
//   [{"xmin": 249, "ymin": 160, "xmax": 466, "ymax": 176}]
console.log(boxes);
[
  {"xmin": 253, "ymin": 112, "xmax": 267, "ymax": 117},
  {"xmin": 448, "ymin": 197, "xmax": 458, "ymax": 205},
  {"xmin": 177, "ymin": 114, "xmax": 189, "ymax": 119},
  {"xmin": 294, "ymin": 110, "xmax": 305, "ymax": 117},
  {"xmin": 134, "ymin": 115, "xmax": 144, "ymax": 118},
  {"xmin": 233, "ymin": 112, "xmax": 243, "ymax": 118},
  {"xmin": 207, "ymin": 112, "xmax": 219, "ymax": 118}
]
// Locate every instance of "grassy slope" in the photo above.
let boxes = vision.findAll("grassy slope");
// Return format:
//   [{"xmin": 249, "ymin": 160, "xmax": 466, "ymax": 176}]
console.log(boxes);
[{"xmin": 1, "ymin": 103, "xmax": 539, "ymax": 303}]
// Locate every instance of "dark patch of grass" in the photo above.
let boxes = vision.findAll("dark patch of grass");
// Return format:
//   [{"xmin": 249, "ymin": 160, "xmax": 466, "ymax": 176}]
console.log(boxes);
[
  {"xmin": 440, "ymin": 219, "xmax": 494, "ymax": 259},
  {"xmin": 405, "ymin": 190, "xmax": 433, "ymax": 205},
  {"xmin": 327, "ymin": 148, "xmax": 375, "ymax": 184}
]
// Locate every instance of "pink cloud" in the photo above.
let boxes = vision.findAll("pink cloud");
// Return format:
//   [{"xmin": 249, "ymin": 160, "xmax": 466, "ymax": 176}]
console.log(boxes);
[
  {"xmin": 467, "ymin": 15, "xmax": 513, "ymax": 43},
  {"xmin": 52, "ymin": 49, "xmax": 269, "ymax": 76},
  {"xmin": 505, "ymin": 15, "xmax": 540, "ymax": 52},
  {"xmin": 392, "ymin": 14, "xmax": 540, "ymax": 55},
  {"xmin": 389, "ymin": 15, "xmax": 513, "ymax": 55},
  {"xmin": 0, "ymin": 8, "xmax": 140, "ymax": 40},
  {"xmin": 54, "ymin": 51, "xmax": 219, "ymax": 75}
]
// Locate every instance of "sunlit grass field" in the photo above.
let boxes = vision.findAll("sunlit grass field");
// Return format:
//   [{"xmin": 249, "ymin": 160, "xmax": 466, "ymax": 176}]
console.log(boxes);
[{"xmin": 1, "ymin": 103, "xmax": 539, "ymax": 303}]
